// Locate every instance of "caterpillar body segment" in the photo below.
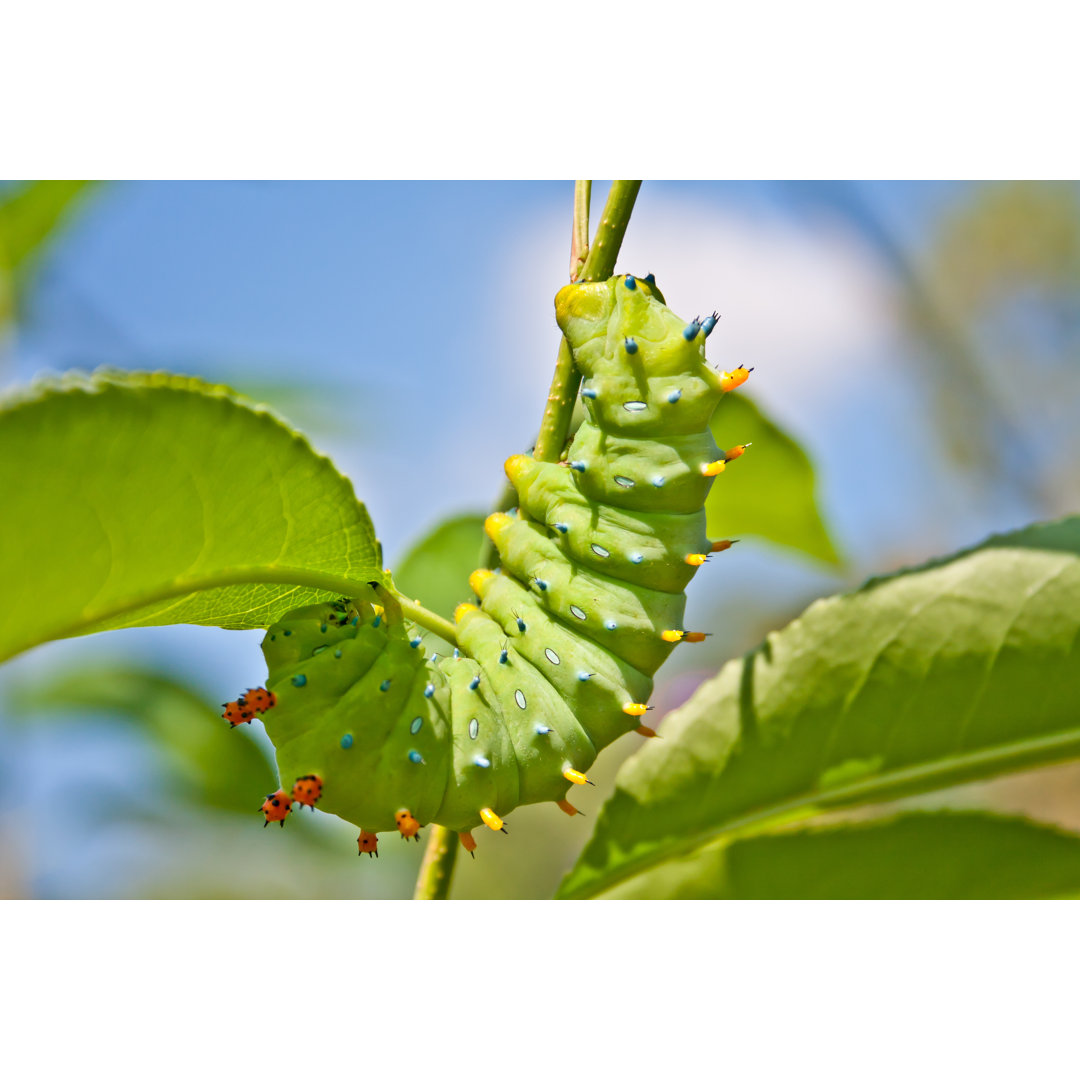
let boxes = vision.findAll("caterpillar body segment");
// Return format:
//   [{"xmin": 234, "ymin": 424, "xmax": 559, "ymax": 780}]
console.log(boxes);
[{"xmin": 243, "ymin": 274, "xmax": 742, "ymax": 853}]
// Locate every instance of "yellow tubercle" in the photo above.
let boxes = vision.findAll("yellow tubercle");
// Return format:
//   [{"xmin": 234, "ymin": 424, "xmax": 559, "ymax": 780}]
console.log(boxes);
[
  {"xmin": 563, "ymin": 768, "xmax": 589, "ymax": 785},
  {"xmin": 504, "ymin": 453, "xmax": 529, "ymax": 482},
  {"xmin": 484, "ymin": 512, "xmax": 514, "ymax": 542},
  {"xmin": 661, "ymin": 629, "xmax": 685, "ymax": 643},
  {"xmin": 469, "ymin": 568, "xmax": 495, "ymax": 597},
  {"xmin": 453, "ymin": 602, "xmax": 479, "ymax": 624},
  {"xmin": 685, "ymin": 553, "xmax": 708, "ymax": 567},
  {"xmin": 700, "ymin": 460, "xmax": 726, "ymax": 477},
  {"xmin": 371, "ymin": 603, "xmax": 385, "ymax": 616},
  {"xmin": 622, "ymin": 702, "xmax": 649, "ymax": 716},
  {"xmin": 479, "ymin": 807, "xmax": 505, "ymax": 832}
]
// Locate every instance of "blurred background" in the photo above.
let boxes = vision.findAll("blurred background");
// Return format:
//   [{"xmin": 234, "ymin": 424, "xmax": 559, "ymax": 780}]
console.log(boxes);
[{"xmin": 1, "ymin": 180, "xmax": 1078, "ymax": 899}]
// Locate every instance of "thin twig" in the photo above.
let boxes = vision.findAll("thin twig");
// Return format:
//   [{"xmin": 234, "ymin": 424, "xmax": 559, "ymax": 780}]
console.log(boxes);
[
  {"xmin": 570, "ymin": 180, "xmax": 591, "ymax": 281},
  {"xmin": 413, "ymin": 824, "xmax": 458, "ymax": 899}
]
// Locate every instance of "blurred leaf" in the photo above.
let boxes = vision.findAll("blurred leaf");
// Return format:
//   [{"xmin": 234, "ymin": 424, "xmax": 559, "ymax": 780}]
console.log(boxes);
[
  {"xmin": 607, "ymin": 811, "xmax": 1080, "ymax": 899},
  {"xmin": 0, "ymin": 370, "xmax": 382, "ymax": 662},
  {"xmin": 393, "ymin": 513, "xmax": 487, "ymax": 622},
  {"xmin": 559, "ymin": 515, "xmax": 1080, "ymax": 898},
  {"xmin": 10, "ymin": 665, "xmax": 276, "ymax": 813},
  {"xmin": 708, "ymin": 393, "xmax": 840, "ymax": 565},
  {"xmin": 0, "ymin": 181, "xmax": 98, "ymax": 327}
]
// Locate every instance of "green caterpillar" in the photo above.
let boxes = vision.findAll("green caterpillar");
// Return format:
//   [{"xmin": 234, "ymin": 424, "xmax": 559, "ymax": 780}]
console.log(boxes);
[{"xmin": 225, "ymin": 273, "xmax": 751, "ymax": 856}]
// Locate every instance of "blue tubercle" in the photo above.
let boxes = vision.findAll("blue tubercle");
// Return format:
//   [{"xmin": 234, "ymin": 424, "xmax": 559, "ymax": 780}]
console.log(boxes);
[
  {"xmin": 408, "ymin": 750, "xmax": 425, "ymax": 765},
  {"xmin": 424, "ymin": 682, "xmax": 435, "ymax": 698},
  {"xmin": 582, "ymin": 387, "xmax": 597, "ymax": 399},
  {"xmin": 570, "ymin": 460, "xmax": 586, "ymax": 472},
  {"xmin": 283, "ymin": 629, "xmax": 292, "ymax": 637},
  {"xmin": 534, "ymin": 578, "xmax": 548, "ymax": 591},
  {"xmin": 469, "ymin": 674, "xmax": 481, "ymax": 690},
  {"xmin": 291, "ymin": 674, "xmax": 307, "ymax": 688},
  {"xmin": 701, "ymin": 312, "xmax": 719, "ymax": 336},
  {"xmin": 516, "ymin": 616, "xmax": 527, "ymax": 632},
  {"xmin": 625, "ymin": 274, "xmax": 637, "ymax": 290},
  {"xmin": 379, "ymin": 679, "xmax": 391, "ymax": 692},
  {"xmin": 410, "ymin": 636, "xmax": 423, "ymax": 648},
  {"xmin": 371, "ymin": 614, "xmax": 382, "ymax": 629},
  {"xmin": 683, "ymin": 321, "xmax": 700, "ymax": 341},
  {"xmin": 340, "ymin": 733, "xmax": 354, "ymax": 749},
  {"xmin": 334, "ymin": 649, "xmax": 342, "ymax": 658},
  {"xmin": 499, "ymin": 648, "xmax": 508, "ymax": 664},
  {"xmin": 553, "ymin": 522, "xmax": 569, "ymax": 534},
  {"xmin": 624, "ymin": 337, "xmax": 638, "ymax": 354},
  {"xmin": 667, "ymin": 389, "xmax": 682, "ymax": 403}
]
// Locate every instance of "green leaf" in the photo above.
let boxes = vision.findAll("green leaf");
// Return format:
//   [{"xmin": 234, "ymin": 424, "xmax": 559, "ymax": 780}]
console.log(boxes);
[
  {"xmin": 0, "ymin": 370, "xmax": 382, "ymax": 662},
  {"xmin": 0, "ymin": 181, "xmax": 98, "ymax": 326},
  {"xmin": 607, "ymin": 811, "xmax": 1080, "ymax": 899},
  {"xmin": 9, "ymin": 665, "xmax": 277, "ymax": 814},
  {"xmin": 708, "ymin": 393, "xmax": 840, "ymax": 565},
  {"xmin": 558, "ymin": 515, "xmax": 1080, "ymax": 898},
  {"xmin": 392, "ymin": 513, "xmax": 487, "ymax": 622}
]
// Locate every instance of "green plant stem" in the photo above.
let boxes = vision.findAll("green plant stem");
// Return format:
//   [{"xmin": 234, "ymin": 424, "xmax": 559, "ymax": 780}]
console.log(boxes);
[
  {"xmin": 412, "ymin": 824, "xmax": 459, "ymax": 899},
  {"xmin": 396, "ymin": 597, "xmax": 458, "ymax": 645},
  {"xmin": 533, "ymin": 180, "xmax": 641, "ymax": 464},
  {"xmin": 570, "ymin": 180, "xmax": 591, "ymax": 281},
  {"xmin": 415, "ymin": 180, "xmax": 642, "ymax": 899}
]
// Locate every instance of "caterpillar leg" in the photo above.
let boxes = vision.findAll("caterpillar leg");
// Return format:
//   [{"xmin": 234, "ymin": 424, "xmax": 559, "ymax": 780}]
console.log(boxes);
[
  {"xmin": 357, "ymin": 830, "xmax": 379, "ymax": 858},
  {"xmin": 244, "ymin": 686, "xmax": 277, "ymax": 713},
  {"xmin": 261, "ymin": 790, "xmax": 292, "ymax": 827},
  {"xmin": 223, "ymin": 699, "xmax": 254, "ymax": 727},
  {"xmin": 396, "ymin": 810, "xmax": 421, "ymax": 840}
]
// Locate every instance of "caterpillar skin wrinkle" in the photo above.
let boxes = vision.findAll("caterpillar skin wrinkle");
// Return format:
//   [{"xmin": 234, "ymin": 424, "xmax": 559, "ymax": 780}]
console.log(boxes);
[{"xmin": 226, "ymin": 274, "xmax": 750, "ymax": 856}]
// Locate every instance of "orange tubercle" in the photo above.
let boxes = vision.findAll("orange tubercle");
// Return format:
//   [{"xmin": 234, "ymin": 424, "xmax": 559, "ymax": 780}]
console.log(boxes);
[
  {"xmin": 357, "ymin": 830, "xmax": 379, "ymax": 857},
  {"xmin": 635, "ymin": 724, "xmax": 659, "ymax": 738},
  {"xmin": 556, "ymin": 799, "xmax": 582, "ymax": 817},
  {"xmin": 710, "ymin": 539, "xmax": 738, "ymax": 553},
  {"xmin": 724, "ymin": 442, "xmax": 751, "ymax": 462},
  {"xmin": 719, "ymin": 366, "xmax": 752, "ymax": 392},
  {"xmin": 459, "ymin": 831, "xmax": 477, "ymax": 856}
]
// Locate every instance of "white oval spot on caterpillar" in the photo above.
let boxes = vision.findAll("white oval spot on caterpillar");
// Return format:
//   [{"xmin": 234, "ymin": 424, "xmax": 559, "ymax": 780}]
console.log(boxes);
[
  {"xmin": 591, "ymin": 543, "xmax": 610, "ymax": 558},
  {"xmin": 410, "ymin": 716, "xmax": 423, "ymax": 734},
  {"xmin": 570, "ymin": 604, "xmax": 587, "ymax": 620},
  {"xmin": 544, "ymin": 648, "xmax": 560, "ymax": 665},
  {"xmin": 514, "ymin": 689, "xmax": 527, "ymax": 709},
  {"xmin": 623, "ymin": 401, "xmax": 648, "ymax": 412},
  {"xmin": 474, "ymin": 755, "xmax": 491, "ymax": 768},
  {"xmin": 613, "ymin": 475, "xmax": 635, "ymax": 488},
  {"xmin": 630, "ymin": 552, "xmax": 644, "ymax": 564},
  {"xmin": 468, "ymin": 717, "xmax": 479, "ymax": 739}
]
